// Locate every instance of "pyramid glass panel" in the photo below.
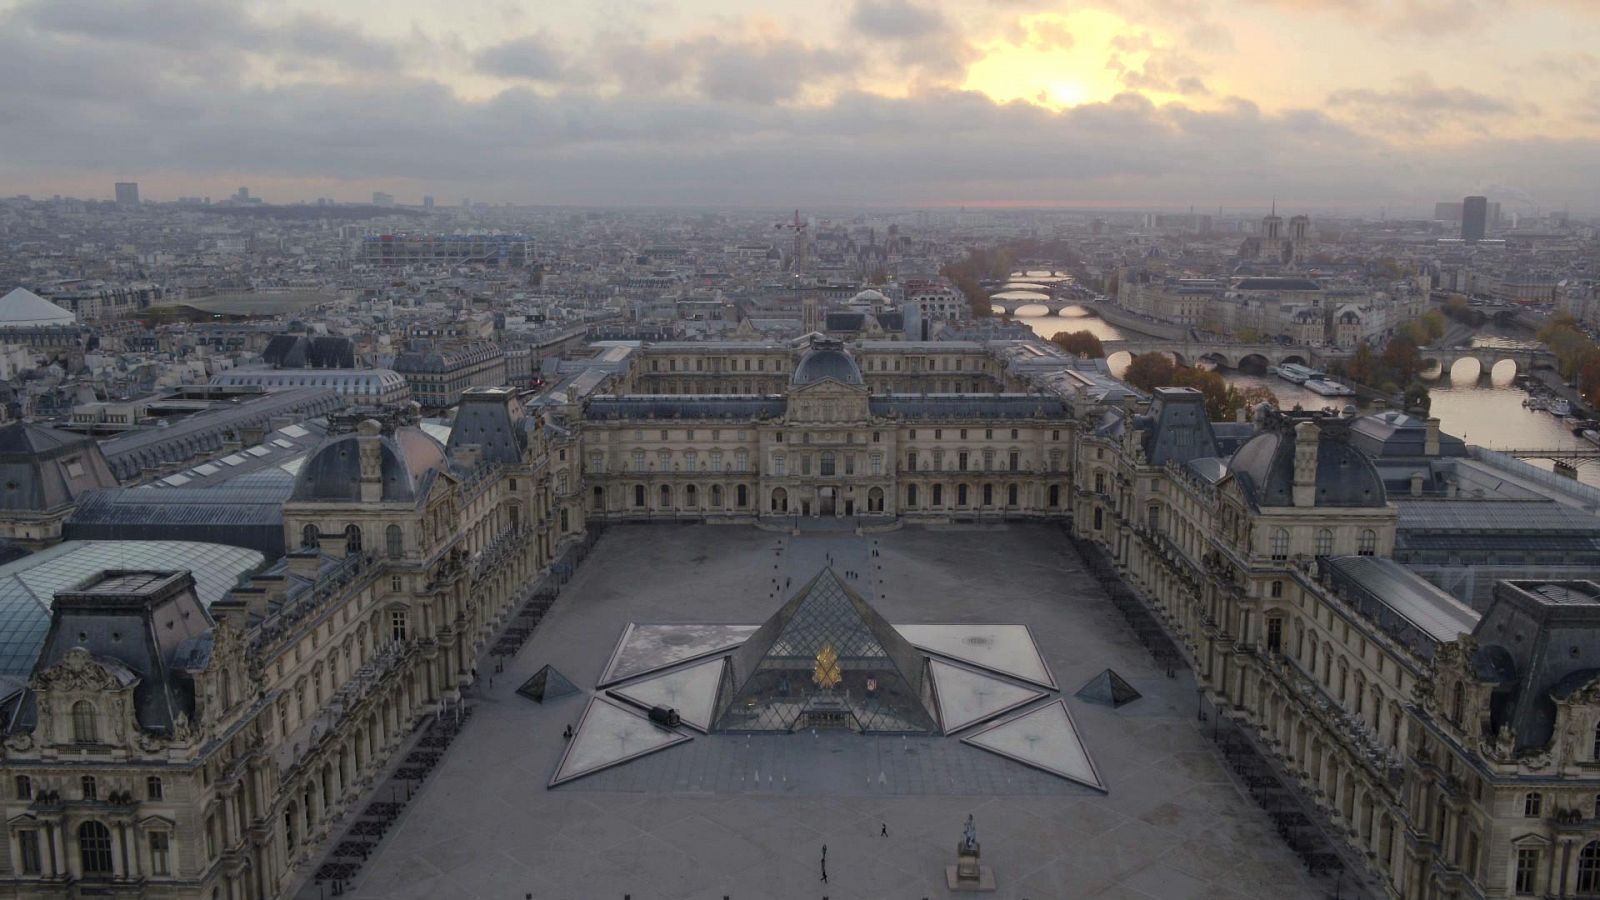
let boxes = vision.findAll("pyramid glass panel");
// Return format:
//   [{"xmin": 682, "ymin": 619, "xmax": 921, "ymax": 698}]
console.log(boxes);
[
  {"xmin": 598, "ymin": 623, "xmax": 759, "ymax": 687},
  {"xmin": 713, "ymin": 569, "xmax": 938, "ymax": 734},
  {"xmin": 608, "ymin": 657, "xmax": 724, "ymax": 732},
  {"xmin": 929, "ymin": 659, "xmax": 1048, "ymax": 734},
  {"xmin": 962, "ymin": 700, "xmax": 1106, "ymax": 792},
  {"xmin": 894, "ymin": 624, "xmax": 1056, "ymax": 689},
  {"xmin": 550, "ymin": 697, "xmax": 692, "ymax": 786}
]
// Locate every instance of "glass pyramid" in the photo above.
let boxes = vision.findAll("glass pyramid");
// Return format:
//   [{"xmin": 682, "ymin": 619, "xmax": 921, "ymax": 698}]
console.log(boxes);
[
  {"xmin": 517, "ymin": 664, "xmax": 580, "ymax": 703},
  {"xmin": 1074, "ymin": 669, "xmax": 1141, "ymax": 707},
  {"xmin": 712, "ymin": 569, "xmax": 938, "ymax": 734}
]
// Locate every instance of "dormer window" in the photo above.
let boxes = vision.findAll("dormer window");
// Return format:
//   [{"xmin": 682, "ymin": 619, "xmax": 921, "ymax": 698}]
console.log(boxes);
[{"xmin": 72, "ymin": 700, "xmax": 98, "ymax": 744}]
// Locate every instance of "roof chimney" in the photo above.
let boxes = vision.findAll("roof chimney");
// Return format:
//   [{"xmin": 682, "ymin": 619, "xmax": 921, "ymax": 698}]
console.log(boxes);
[
  {"xmin": 1292, "ymin": 420, "xmax": 1319, "ymax": 507},
  {"xmin": 1424, "ymin": 416, "xmax": 1441, "ymax": 456}
]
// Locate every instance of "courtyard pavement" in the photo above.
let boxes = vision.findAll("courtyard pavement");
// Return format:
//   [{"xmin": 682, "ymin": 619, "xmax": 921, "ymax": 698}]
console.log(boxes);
[{"xmin": 339, "ymin": 523, "xmax": 1330, "ymax": 899}]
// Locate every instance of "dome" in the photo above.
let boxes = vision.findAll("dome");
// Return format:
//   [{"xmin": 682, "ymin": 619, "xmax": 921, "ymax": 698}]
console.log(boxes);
[
  {"xmin": 291, "ymin": 426, "xmax": 447, "ymax": 504},
  {"xmin": 792, "ymin": 343, "xmax": 863, "ymax": 387},
  {"xmin": 850, "ymin": 289, "xmax": 887, "ymax": 305},
  {"xmin": 1227, "ymin": 421, "xmax": 1386, "ymax": 508}
]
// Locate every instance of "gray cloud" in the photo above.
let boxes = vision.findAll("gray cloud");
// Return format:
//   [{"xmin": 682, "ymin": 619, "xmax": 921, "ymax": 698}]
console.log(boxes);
[
  {"xmin": 476, "ymin": 34, "xmax": 566, "ymax": 82},
  {"xmin": 850, "ymin": 0, "xmax": 947, "ymax": 39},
  {"xmin": 1326, "ymin": 74, "xmax": 1526, "ymax": 131}
]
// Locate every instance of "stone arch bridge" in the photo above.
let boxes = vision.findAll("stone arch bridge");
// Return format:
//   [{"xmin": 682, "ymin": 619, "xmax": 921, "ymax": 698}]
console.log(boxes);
[{"xmin": 1102, "ymin": 340, "xmax": 1555, "ymax": 376}]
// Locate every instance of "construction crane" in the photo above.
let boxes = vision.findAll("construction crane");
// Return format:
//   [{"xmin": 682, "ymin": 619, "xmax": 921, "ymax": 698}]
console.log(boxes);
[{"xmin": 774, "ymin": 209, "xmax": 809, "ymax": 273}]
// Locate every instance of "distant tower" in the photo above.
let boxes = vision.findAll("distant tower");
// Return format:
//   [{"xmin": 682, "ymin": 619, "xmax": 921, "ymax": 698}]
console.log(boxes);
[
  {"xmin": 802, "ymin": 297, "xmax": 821, "ymax": 334},
  {"xmin": 114, "ymin": 182, "xmax": 139, "ymax": 206},
  {"xmin": 422, "ymin": 195, "xmax": 435, "ymax": 209},
  {"xmin": 1261, "ymin": 211, "xmax": 1283, "ymax": 243},
  {"xmin": 1462, "ymin": 196, "xmax": 1489, "ymax": 242},
  {"xmin": 1288, "ymin": 215, "xmax": 1311, "ymax": 264}
]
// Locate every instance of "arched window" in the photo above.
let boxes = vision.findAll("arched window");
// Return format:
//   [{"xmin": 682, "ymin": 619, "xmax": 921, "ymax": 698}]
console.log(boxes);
[
  {"xmin": 634, "ymin": 485, "xmax": 646, "ymax": 508},
  {"xmin": 982, "ymin": 484, "xmax": 993, "ymax": 506},
  {"xmin": 1269, "ymin": 528, "xmax": 1290, "ymax": 560},
  {"xmin": 592, "ymin": 486, "xmax": 605, "ymax": 511},
  {"xmin": 957, "ymin": 484, "xmax": 969, "ymax": 506},
  {"xmin": 1008, "ymin": 484, "xmax": 1018, "ymax": 507},
  {"xmin": 284, "ymin": 805, "xmax": 297, "ymax": 849},
  {"xmin": 736, "ymin": 484, "xmax": 748, "ymax": 508},
  {"xmin": 78, "ymin": 821, "xmax": 113, "ymax": 876},
  {"xmin": 344, "ymin": 524, "xmax": 362, "ymax": 555},
  {"xmin": 1049, "ymin": 484, "xmax": 1060, "ymax": 507},
  {"xmin": 385, "ymin": 524, "xmax": 403, "ymax": 559},
  {"xmin": 906, "ymin": 484, "xmax": 918, "ymax": 508},
  {"xmin": 1358, "ymin": 529, "xmax": 1377, "ymax": 556},
  {"xmin": 72, "ymin": 700, "xmax": 98, "ymax": 743},
  {"xmin": 1579, "ymin": 842, "xmax": 1600, "ymax": 894},
  {"xmin": 868, "ymin": 486, "xmax": 884, "ymax": 513},
  {"xmin": 560, "ymin": 508, "xmax": 569, "ymax": 532},
  {"xmin": 659, "ymin": 485, "xmax": 671, "ymax": 508},
  {"xmin": 1315, "ymin": 528, "xmax": 1334, "ymax": 556},
  {"xmin": 685, "ymin": 484, "xmax": 698, "ymax": 507},
  {"xmin": 301, "ymin": 524, "xmax": 319, "ymax": 549},
  {"xmin": 771, "ymin": 487, "xmax": 788, "ymax": 513},
  {"xmin": 710, "ymin": 485, "xmax": 723, "ymax": 508}
]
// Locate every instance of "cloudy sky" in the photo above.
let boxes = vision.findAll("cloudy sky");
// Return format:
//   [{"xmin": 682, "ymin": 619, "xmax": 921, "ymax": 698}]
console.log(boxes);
[{"xmin": 3, "ymin": 0, "xmax": 1597, "ymax": 212}]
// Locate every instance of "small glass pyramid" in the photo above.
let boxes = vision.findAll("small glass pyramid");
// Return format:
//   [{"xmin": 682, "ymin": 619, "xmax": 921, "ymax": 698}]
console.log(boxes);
[
  {"xmin": 1074, "ymin": 669, "xmax": 1141, "ymax": 707},
  {"xmin": 518, "ymin": 664, "xmax": 581, "ymax": 703},
  {"xmin": 712, "ymin": 569, "xmax": 938, "ymax": 734}
]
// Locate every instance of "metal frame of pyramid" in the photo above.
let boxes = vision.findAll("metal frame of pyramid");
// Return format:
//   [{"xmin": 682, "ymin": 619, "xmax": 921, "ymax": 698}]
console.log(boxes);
[{"xmin": 712, "ymin": 568, "xmax": 939, "ymax": 734}]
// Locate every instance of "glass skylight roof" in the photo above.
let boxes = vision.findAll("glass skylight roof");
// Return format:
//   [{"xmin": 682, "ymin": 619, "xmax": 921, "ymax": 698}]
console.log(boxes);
[{"xmin": 0, "ymin": 540, "xmax": 264, "ymax": 675}]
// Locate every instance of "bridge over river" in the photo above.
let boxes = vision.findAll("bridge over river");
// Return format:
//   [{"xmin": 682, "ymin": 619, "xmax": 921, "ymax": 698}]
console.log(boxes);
[{"xmin": 1101, "ymin": 339, "xmax": 1556, "ymax": 379}]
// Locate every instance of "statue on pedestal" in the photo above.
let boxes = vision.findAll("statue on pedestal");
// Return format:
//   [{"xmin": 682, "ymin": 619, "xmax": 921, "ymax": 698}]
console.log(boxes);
[{"xmin": 946, "ymin": 813, "xmax": 996, "ymax": 892}]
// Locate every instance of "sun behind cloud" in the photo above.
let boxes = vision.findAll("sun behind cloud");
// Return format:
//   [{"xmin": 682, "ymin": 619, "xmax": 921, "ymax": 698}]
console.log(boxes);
[{"xmin": 963, "ymin": 10, "xmax": 1135, "ymax": 109}]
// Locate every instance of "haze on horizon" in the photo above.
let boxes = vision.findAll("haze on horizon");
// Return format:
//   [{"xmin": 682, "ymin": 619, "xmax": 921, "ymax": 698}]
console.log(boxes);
[{"xmin": 3, "ymin": 0, "xmax": 1597, "ymax": 214}]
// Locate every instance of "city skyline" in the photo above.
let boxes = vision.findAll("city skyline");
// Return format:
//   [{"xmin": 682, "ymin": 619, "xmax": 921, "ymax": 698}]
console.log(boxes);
[{"xmin": 2, "ymin": 0, "xmax": 1598, "ymax": 212}]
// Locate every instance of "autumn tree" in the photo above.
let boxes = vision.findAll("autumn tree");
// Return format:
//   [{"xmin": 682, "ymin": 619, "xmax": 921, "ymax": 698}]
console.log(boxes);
[
  {"xmin": 1122, "ymin": 353, "xmax": 1177, "ymax": 392},
  {"xmin": 1051, "ymin": 330, "xmax": 1106, "ymax": 359}
]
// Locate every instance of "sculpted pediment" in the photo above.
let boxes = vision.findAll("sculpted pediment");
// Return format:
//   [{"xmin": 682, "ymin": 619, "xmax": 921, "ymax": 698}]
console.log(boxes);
[{"xmin": 34, "ymin": 647, "xmax": 137, "ymax": 694}]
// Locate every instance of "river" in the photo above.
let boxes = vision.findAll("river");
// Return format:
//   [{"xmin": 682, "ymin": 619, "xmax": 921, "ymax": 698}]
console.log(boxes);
[{"xmin": 996, "ymin": 272, "xmax": 1595, "ymax": 487}]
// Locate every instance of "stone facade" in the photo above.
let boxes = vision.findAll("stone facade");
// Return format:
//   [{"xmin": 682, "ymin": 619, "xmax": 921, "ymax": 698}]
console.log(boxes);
[{"xmin": 4, "ymin": 341, "xmax": 1599, "ymax": 899}]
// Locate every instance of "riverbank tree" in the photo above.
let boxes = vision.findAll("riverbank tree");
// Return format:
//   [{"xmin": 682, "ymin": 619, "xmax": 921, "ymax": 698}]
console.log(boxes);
[
  {"xmin": 1121, "ymin": 353, "xmax": 1279, "ymax": 420},
  {"xmin": 1050, "ymin": 330, "xmax": 1105, "ymax": 358}
]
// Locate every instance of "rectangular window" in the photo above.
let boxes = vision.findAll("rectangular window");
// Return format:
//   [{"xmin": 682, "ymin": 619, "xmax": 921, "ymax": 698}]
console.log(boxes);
[
  {"xmin": 147, "ymin": 775, "xmax": 163, "ymax": 800},
  {"xmin": 1266, "ymin": 618, "xmax": 1283, "ymax": 653},
  {"xmin": 150, "ymin": 831, "xmax": 171, "ymax": 875},
  {"xmin": 958, "ymin": 452, "xmax": 968, "ymax": 472},
  {"xmin": 18, "ymin": 829, "xmax": 40, "ymax": 874},
  {"xmin": 1515, "ymin": 848, "xmax": 1539, "ymax": 895}
]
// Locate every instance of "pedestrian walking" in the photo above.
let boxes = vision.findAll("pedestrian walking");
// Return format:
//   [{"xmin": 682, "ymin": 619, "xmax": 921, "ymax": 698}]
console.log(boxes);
[{"xmin": 881, "ymin": 822, "xmax": 887, "ymax": 837}]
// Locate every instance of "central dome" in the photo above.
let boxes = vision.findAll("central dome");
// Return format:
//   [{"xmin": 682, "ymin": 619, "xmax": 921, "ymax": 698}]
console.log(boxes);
[{"xmin": 792, "ymin": 342, "xmax": 863, "ymax": 386}]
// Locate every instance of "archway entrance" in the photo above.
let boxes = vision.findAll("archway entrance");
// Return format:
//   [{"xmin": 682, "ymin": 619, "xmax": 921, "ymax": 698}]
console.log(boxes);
[{"xmin": 818, "ymin": 486, "xmax": 837, "ymax": 517}]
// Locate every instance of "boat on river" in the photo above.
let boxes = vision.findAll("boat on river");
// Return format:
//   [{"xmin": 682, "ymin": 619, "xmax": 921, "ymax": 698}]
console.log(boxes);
[
  {"xmin": 1278, "ymin": 363, "xmax": 1319, "ymax": 385},
  {"xmin": 1305, "ymin": 378, "xmax": 1356, "ymax": 397}
]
